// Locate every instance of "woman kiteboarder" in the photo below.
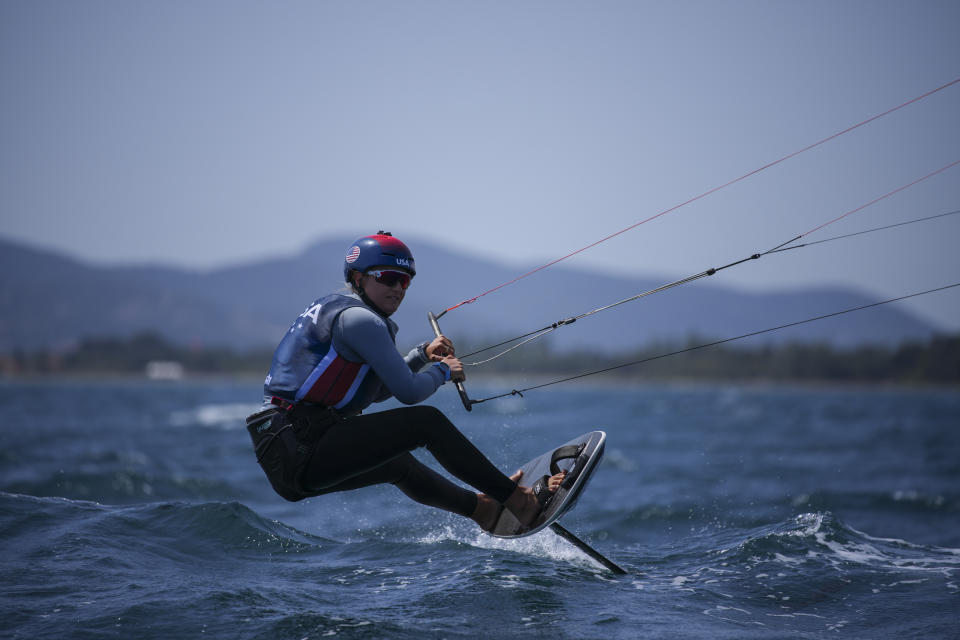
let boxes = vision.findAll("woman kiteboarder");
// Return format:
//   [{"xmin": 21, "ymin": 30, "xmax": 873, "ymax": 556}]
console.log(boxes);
[{"xmin": 247, "ymin": 231, "xmax": 563, "ymax": 532}]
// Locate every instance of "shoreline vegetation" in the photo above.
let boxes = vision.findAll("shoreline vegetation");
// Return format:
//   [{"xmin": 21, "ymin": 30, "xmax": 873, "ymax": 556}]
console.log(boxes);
[{"xmin": 1, "ymin": 331, "xmax": 957, "ymax": 385}]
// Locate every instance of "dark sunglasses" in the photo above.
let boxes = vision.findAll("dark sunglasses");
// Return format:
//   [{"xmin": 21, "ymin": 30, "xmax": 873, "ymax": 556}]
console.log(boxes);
[{"xmin": 367, "ymin": 269, "xmax": 412, "ymax": 290}]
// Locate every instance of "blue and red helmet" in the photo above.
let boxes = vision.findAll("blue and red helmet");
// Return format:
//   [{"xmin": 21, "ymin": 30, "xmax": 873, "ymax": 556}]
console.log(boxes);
[{"xmin": 343, "ymin": 231, "xmax": 416, "ymax": 283}]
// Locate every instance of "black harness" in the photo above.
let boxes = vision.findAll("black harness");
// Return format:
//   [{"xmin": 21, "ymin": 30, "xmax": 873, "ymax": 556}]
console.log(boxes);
[{"xmin": 246, "ymin": 398, "xmax": 343, "ymax": 502}]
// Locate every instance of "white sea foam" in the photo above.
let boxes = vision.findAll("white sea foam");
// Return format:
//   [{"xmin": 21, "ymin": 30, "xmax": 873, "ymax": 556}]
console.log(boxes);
[
  {"xmin": 851, "ymin": 523, "xmax": 960, "ymax": 557},
  {"xmin": 814, "ymin": 532, "xmax": 960, "ymax": 573},
  {"xmin": 418, "ymin": 524, "xmax": 607, "ymax": 572}
]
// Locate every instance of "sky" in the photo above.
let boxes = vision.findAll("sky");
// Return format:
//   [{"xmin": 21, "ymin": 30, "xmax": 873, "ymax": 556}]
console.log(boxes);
[{"xmin": 1, "ymin": 0, "xmax": 958, "ymax": 330}]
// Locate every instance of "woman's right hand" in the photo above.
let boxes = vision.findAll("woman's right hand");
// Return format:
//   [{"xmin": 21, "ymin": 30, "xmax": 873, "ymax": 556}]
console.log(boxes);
[{"xmin": 440, "ymin": 355, "xmax": 466, "ymax": 383}]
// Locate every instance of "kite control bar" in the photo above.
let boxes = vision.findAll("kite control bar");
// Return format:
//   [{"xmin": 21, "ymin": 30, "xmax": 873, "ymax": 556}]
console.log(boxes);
[{"xmin": 428, "ymin": 311, "xmax": 474, "ymax": 412}]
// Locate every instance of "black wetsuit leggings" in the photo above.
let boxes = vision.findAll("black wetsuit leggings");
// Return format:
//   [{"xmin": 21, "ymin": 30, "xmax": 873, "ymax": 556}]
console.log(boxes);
[{"xmin": 251, "ymin": 404, "xmax": 517, "ymax": 518}]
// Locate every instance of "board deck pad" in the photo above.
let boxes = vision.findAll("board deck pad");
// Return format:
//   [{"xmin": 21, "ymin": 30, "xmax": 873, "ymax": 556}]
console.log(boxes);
[{"xmin": 490, "ymin": 430, "xmax": 606, "ymax": 538}]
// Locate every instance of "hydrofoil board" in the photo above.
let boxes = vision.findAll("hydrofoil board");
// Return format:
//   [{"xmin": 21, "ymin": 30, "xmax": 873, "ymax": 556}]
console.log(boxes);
[{"xmin": 490, "ymin": 430, "xmax": 606, "ymax": 538}]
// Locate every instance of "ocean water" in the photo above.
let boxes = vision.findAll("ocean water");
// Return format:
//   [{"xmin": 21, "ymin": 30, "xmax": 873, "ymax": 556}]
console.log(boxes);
[{"xmin": 1, "ymin": 378, "xmax": 958, "ymax": 639}]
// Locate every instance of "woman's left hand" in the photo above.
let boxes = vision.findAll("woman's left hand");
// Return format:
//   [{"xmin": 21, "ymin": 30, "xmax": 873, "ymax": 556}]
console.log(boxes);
[{"xmin": 426, "ymin": 335, "xmax": 455, "ymax": 361}]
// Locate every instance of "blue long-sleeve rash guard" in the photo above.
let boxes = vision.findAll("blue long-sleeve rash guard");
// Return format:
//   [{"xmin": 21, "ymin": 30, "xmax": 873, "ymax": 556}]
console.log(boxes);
[{"xmin": 333, "ymin": 304, "xmax": 449, "ymax": 407}]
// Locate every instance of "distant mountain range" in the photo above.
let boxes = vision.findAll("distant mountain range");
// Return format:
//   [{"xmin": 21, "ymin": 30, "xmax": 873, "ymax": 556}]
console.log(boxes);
[{"xmin": 0, "ymin": 234, "xmax": 942, "ymax": 353}]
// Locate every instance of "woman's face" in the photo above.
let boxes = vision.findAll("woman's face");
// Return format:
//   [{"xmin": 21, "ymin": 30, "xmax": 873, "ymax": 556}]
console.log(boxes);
[{"xmin": 354, "ymin": 266, "xmax": 410, "ymax": 316}]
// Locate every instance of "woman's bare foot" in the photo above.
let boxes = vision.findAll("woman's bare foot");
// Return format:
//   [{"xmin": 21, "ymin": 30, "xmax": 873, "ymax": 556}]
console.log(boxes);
[
  {"xmin": 504, "ymin": 469, "xmax": 566, "ymax": 528},
  {"xmin": 474, "ymin": 469, "xmax": 568, "ymax": 532}
]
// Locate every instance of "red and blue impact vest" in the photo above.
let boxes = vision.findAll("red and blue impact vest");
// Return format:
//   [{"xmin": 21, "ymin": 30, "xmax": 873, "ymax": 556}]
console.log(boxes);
[{"xmin": 264, "ymin": 294, "xmax": 394, "ymax": 411}]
